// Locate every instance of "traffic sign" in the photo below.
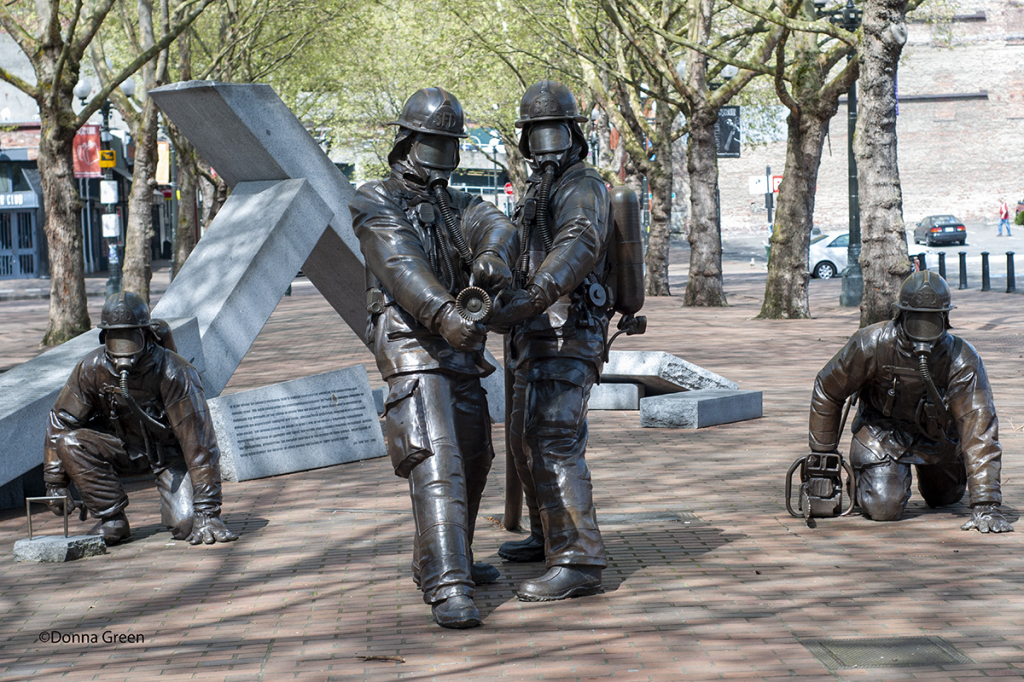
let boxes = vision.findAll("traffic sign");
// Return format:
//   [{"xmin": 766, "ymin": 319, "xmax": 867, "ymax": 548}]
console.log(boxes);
[
  {"xmin": 99, "ymin": 150, "xmax": 116, "ymax": 168},
  {"xmin": 504, "ymin": 182, "xmax": 514, "ymax": 196},
  {"xmin": 771, "ymin": 175, "xmax": 783, "ymax": 193}
]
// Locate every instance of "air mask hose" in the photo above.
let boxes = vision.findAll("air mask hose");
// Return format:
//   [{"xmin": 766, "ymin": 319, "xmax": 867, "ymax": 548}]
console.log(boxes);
[
  {"xmin": 432, "ymin": 182, "xmax": 473, "ymax": 266},
  {"xmin": 119, "ymin": 370, "xmax": 172, "ymax": 438},
  {"xmin": 914, "ymin": 345, "xmax": 949, "ymax": 419},
  {"xmin": 536, "ymin": 165, "xmax": 555, "ymax": 251}
]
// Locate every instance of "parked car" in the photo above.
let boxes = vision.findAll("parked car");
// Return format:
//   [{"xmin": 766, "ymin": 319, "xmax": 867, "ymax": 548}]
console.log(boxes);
[
  {"xmin": 913, "ymin": 215, "xmax": 966, "ymax": 246},
  {"xmin": 809, "ymin": 232, "xmax": 849, "ymax": 279}
]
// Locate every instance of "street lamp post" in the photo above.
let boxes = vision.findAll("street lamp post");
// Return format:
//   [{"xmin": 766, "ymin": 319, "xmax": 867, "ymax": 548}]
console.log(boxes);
[
  {"xmin": 99, "ymin": 98, "xmax": 121, "ymax": 297},
  {"xmin": 817, "ymin": 0, "xmax": 864, "ymax": 306}
]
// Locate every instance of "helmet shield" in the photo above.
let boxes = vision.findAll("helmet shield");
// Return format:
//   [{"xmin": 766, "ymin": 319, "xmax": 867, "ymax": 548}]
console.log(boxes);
[
  {"xmin": 105, "ymin": 328, "xmax": 146, "ymax": 374},
  {"xmin": 409, "ymin": 135, "xmax": 459, "ymax": 170},
  {"xmin": 903, "ymin": 311, "xmax": 945, "ymax": 343},
  {"xmin": 527, "ymin": 123, "xmax": 572, "ymax": 155}
]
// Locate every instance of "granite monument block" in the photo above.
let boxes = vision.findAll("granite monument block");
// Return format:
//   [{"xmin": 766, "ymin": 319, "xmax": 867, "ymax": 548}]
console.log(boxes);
[
  {"xmin": 209, "ymin": 365, "xmax": 386, "ymax": 482},
  {"xmin": 640, "ymin": 389, "xmax": 763, "ymax": 429}
]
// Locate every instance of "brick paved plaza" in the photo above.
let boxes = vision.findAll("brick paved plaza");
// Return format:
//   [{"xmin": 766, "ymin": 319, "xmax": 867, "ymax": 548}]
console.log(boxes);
[{"xmin": 1, "ymin": 251, "xmax": 1023, "ymax": 681}]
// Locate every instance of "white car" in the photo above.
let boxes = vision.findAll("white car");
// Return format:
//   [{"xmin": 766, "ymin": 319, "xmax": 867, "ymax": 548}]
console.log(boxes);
[{"xmin": 809, "ymin": 232, "xmax": 850, "ymax": 279}]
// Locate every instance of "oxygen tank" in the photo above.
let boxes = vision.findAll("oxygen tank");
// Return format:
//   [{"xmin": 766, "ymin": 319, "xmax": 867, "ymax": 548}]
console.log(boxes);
[{"xmin": 608, "ymin": 186, "xmax": 645, "ymax": 315}]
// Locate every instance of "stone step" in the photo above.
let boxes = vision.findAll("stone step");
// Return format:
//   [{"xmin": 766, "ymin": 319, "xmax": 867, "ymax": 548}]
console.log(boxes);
[{"xmin": 640, "ymin": 389, "xmax": 763, "ymax": 429}]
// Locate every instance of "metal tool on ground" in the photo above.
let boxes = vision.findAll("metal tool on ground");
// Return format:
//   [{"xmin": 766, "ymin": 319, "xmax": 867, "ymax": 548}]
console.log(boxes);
[{"xmin": 786, "ymin": 396, "xmax": 856, "ymax": 527}]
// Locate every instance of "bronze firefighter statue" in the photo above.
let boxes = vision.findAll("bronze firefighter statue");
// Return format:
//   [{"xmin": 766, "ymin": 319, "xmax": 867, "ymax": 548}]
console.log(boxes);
[
  {"xmin": 492, "ymin": 80, "xmax": 646, "ymax": 600},
  {"xmin": 350, "ymin": 87, "xmax": 519, "ymax": 628},
  {"xmin": 809, "ymin": 271, "xmax": 1012, "ymax": 532},
  {"xmin": 44, "ymin": 291, "xmax": 238, "ymax": 546}
]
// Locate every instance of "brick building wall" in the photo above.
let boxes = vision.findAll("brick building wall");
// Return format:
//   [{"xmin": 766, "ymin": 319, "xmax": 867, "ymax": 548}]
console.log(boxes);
[{"xmin": 717, "ymin": 0, "xmax": 1024, "ymax": 235}]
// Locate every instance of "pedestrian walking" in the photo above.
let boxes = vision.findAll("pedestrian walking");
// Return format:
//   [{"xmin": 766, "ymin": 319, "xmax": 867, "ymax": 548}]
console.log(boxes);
[{"xmin": 998, "ymin": 198, "xmax": 1012, "ymax": 236}]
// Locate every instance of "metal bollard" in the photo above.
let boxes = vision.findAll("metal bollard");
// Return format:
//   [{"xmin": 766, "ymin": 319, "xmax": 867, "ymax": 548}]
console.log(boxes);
[
  {"xmin": 981, "ymin": 252, "xmax": 991, "ymax": 291},
  {"xmin": 938, "ymin": 252, "xmax": 946, "ymax": 279},
  {"xmin": 1008, "ymin": 252, "xmax": 1016, "ymax": 294},
  {"xmin": 958, "ymin": 251, "xmax": 968, "ymax": 289},
  {"xmin": 917, "ymin": 253, "xmax": 927, "ymax": 271}
]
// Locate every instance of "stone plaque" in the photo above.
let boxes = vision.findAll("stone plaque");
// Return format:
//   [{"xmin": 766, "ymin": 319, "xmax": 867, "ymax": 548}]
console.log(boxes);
[{"xmin": 210, "ymin": 365, "xmax": 386, "ymax": 482}]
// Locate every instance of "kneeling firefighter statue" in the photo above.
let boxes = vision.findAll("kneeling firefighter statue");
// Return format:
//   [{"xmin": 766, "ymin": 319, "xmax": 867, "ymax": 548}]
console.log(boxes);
[
  {"xmin": 43, "ymin": 291, "xmax": 238, "ymax": 546},
  {"xmin": 350, "ymin": 87, "xmax": 519, "ymax": 628},
  {"xmin": 800, "ymin": 271, "xmax": 1012, "ymax": 532},
  {"xmin": 490, "ymin": 80, "xmax": 646, "ymax": 601}
]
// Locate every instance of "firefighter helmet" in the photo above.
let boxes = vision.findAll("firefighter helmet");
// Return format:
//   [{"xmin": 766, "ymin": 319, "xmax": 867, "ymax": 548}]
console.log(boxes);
[
  {"xmin": 98, "ymin": 291, "xmax": 152, "ymax": 330},
  {"xmin": 515, "ymin": 80, "xmax": 588, "ymax": 128},
  {"xmin": 389, "ymin": 88, "xmax": 468, "ymax": 139},
  {"xmin": 896, "ymin": 271, "xmax": 954, "ymax": 313}
]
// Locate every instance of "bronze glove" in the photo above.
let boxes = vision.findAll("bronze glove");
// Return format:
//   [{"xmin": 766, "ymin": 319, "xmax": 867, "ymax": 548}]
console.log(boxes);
[
  {"xmin": 186, "ymin": 511, "xmax": 239, "ymax": 545},
  {"xmin": 961, "ymin": 502, "xmax": 1013, "ymax": 533},
  {"xmin": 435, "ymin": 302, "xmax": 487, "ymax": 351},
  {"xmin": 489, "ymin": 286, "xmax": 545, "ymax": 330},
  {"xmin": 471, "ymin": 252, "xmax": 512, "ymax": 292},
  {"xmin": 44, "ymin": 483, "xmax": 76, "ymax": 517}
]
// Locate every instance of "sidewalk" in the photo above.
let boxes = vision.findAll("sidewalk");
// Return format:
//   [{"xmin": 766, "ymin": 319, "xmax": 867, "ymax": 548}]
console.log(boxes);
[
  {"xmin": 0, "ymin": 260, "xmax": 174, "ymax": 302},
  {"xmin": 1, "ymin": 254, "xmax": 1023, "ymax": 681}
]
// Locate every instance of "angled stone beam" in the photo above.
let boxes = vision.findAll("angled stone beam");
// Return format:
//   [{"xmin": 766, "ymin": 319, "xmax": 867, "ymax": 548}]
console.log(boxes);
[
  {"xmin": 153, "ymin": 179, "xmax": 333, "ymax": 396},
  {"xmin": 149, "ymin": 81, "xmax": 366, "ymax": 341},
  {"xmin": 150, "ymin": 81, "xmax": 505, "ymax": 421}
]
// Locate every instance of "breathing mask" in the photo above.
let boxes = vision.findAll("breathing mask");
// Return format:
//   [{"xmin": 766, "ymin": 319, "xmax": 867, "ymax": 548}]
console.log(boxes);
[
  {"xmin": 105, "ymin": 328, "xmax": 146, "ymax": 373},
  {"xmin": 526, "ymin": 123, "xmax": 572, "ymax": 172}
]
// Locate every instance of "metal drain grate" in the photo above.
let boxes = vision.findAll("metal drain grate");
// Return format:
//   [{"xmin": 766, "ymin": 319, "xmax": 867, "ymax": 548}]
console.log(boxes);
[
  {"xmin": 805, "ymin": 637, "xmax": 974, "ymax": 670},
  {"xmin": 597, "ymin": 511, "xmax": 703, "ymax": 525}
]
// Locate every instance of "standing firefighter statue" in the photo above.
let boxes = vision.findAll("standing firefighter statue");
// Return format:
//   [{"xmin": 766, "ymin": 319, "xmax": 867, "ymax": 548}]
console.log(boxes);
[
  {"xmin": 350, "ymin": 87, "xmax": 519, "ymax": 629},
  {"xmin": 43, "ymin": 291, "xmax": 238, "ymax": 546},
  {"xmin": 807, "ymin": 271, "xmax": 1012, "ymax": 532},
  {"xmin": 491, "ymin": 80, "xmax": 646, "ymax": 601}
]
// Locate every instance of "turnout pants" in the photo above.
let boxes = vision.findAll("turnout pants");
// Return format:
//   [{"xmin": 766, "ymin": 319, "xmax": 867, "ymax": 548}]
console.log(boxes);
[
  {"xmin": 52, "ymin": 428, "xmax": 195, "ymax": 538},
  {"xmin": 509, "ymin": 357, "xmax": 606, "ymax": 568},
  {"xmin": 383, "ymin": 371, "xmax": 494, "ymax": 604},
  {"xmin": 849, "ymin": 422, "xmax": 966, "ymax": 521}
]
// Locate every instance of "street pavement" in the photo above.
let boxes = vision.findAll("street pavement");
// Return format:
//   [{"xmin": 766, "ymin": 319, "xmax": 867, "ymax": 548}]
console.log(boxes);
[{"xmin": 1, "ymin": 245, "xmax": 1023, "ymax": 681}]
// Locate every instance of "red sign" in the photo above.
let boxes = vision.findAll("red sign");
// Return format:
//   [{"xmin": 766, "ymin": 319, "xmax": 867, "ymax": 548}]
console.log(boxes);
[
  {"xmin": 73, "ymin": 125, "xmax": 101, "ymax": 178},
  {"xmin": 771, "ymin": 175, "xmax": 784, "ymax": 193},
  {"xmin": 504, "ymin": 182, "xmax": 514, "ymax": 196}
]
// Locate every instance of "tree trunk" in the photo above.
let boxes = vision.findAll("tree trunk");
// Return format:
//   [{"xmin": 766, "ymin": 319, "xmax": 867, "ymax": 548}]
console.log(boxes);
[
  {"xmin": 759, "ymin": 112, "xmax": 830, "ymax": 319},
  {"xmin": 671, "ymin": 135, "xmax": 689, "ymax": 236},
  {"xmin": 684, "ymin": 110, "xmax": 727, "ymax": 307},
  {"xmin": 122, "ymin": 99, "xmax": 159, "ymax": 301},
  {"xmin": 645, "ymin": 127, "xmax": 674, "ymax": 296},
  {"xmin": 198, "ymin": 162, "xmax": 228, "ymax": 232},
  {"xmin": 38, "ymin": 107, "xmax": 91, "ymax": 345},
  {"xmin": 856, "ymin": 0, "xmax": 912, "ymax": 326},
  {"xmin": 171, "ymin": 130, "xmax": 198, "ymax": 277}
]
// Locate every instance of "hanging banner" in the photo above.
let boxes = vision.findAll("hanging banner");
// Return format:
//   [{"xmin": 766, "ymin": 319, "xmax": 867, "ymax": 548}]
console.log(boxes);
[
  {"xmin": 714, "ymin": 106, "xmax": 741, "ymax": 158},
  {"xmin": 73, "ymin": 125, "xmax": 101, "ymax": 178},
  {"xmin": 156, "ymin": 141, "xmax": 171, "ymax": 185}
]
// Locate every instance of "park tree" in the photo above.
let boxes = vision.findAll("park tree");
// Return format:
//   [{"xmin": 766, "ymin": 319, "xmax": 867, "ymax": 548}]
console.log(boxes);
[
  {"xmin": 595, "ymin": 0, "xmax": 780, "ymax": 304},
  {"xmin": 158, "ymin": 0, "xmax": 351, "ymax": 273},
  {"xmin": 855, "ymin": 0, "xmax": 912, "ymax": 325},
  {"xmin": 0, "ymin": 0, "xmax": 212, "ymax": 343},
  {"xmin": 725, "ymin": 0, "xmax": 859, "ymax": 319}
]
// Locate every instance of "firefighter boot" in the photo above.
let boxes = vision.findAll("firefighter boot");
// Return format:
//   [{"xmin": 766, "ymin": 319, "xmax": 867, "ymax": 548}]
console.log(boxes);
[
  {"xmin": 90, "ymin": 511, "xmax": 132, "ymax": 546},
  {"xmin": 516, "ymin": 565, "xmax": 602, "ymax": 602},
  {"xmin": 431, "ymin": 595, "xmax": 482, "ymax": 629},
  {"xmin": 498, "ymin": 527, "xmax": 545, "ymax": 562}
]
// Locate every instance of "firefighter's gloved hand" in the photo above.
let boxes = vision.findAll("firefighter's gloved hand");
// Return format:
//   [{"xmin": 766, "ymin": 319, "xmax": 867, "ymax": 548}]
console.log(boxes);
[
  {"xmin": 489, "ymin": 286, "xmax": 545, "ymax": 331},
  {"xmin": 471, "ymin": 252, "xmax": 512, "ymax": 292},
  {"xmin": 187, "ymin": 512, "xmax": 239, "ymax": 545},
  {"xmin": 45, "ymin": 484, "xmax": 75, "ymax": 517},
  {"xmin": 961, "ymin": 503, "xmax": 1014, "ymax": 533},
  {"xmin": 437, "ymin": 302, "xmax": 487, "ymax": 351}
]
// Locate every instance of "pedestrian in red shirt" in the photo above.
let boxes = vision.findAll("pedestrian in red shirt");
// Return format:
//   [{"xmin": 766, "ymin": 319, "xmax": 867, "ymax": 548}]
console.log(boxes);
[{"xmin": 998, "ymin": 198, "xmax": 1012, "ymax": 236}]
